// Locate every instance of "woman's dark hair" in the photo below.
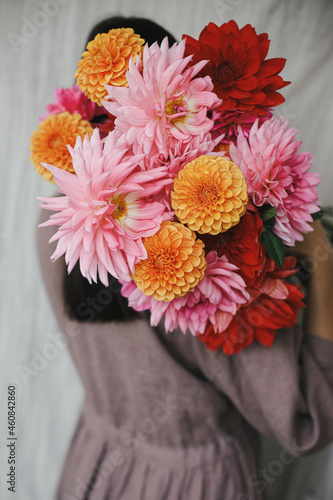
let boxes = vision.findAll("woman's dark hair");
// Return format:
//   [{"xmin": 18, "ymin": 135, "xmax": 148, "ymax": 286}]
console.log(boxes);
[
  {"xmin": 64, "ymin": 17, "xmax": 176, "ymax": 322},
  {"xmin": 85, "ymin": 16, "xmax": 177, "ymax": 47}
]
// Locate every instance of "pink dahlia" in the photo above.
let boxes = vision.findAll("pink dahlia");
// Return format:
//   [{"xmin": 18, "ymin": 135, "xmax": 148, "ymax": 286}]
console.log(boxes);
[
  {"xmin": 211, "ymin": 108, "xmax": 272, "ymax": 143},
  {"xmin": 40, "ymin": 84, "xmax": 104, "ymax": 122},
  {"xmin": 38, "ymin": 129, "xmax": 172, "ymax": 285},
  {"xmin": 230, "ymin": 117, "xmax": 321, "ymax": 245},
  {"xmin": 121, "ymin": 251, "xmax": 248, "ymax": 335},
  {"xmin": 103, "ymin": 38, "xmax": 221, "ymax": 169}
]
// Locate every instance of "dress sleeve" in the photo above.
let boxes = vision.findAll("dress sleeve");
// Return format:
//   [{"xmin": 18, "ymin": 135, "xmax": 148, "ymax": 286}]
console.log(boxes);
[{"xmin": 202, "ymin": 325, "xmax": 333, "ymax": 456}]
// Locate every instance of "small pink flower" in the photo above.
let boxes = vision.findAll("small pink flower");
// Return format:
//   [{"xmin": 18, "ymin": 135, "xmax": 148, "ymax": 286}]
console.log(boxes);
[
  {"xmin": 38, "ymin": 129, "xmax": 172, "ymax": 285},
  {"xmin": 40, "ymin": 84, "xmax": 104, "ymax": 122},
  {"xmin": 230, "ymin": 117, "xmax": 321, "ymax": 245}
]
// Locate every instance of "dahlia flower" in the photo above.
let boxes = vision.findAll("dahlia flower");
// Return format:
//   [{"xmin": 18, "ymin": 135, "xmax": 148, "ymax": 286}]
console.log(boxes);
[
  {"xmin": 183, "ymin": 21, "xmax": 290, "ymax": 115},
  {"xmin": 148, "ymin": 130, "xmax": 220, "ymax": 175},
  {"xmin": 199, "ymin": 282, "xmax": 304, "ymax": 355},
  {"xmin": 230, "ymin": 117, "xmax": 321, "ymax": 245},
  {"xmin": 132, "ymin": 221, "xmax": 207, "ymax": 301},
  {"xmin": 38, "ymin": 129, "xmax": 172, "ymax": 285},
  {"xmin": 258, "ymin": 256, "xmax": 300, "ymax": 299},
  {"xmin": 123, "ymin": 250, "xmax": 248, "ymax": 335},
  {"xmin": 30, "ymin": 112, "xmax": 93, "ymax": 182},
  {"xmin": 40, "ymin": 85, "xmax": 102, "ymax": 122},
  {"xmin": 121, "ymin": 278, "xmax": 218, "ymax": 334},
  {"xmin": 171, "ymin": 155, "xmax": 248, "ymax": 234},
  {"xmin": 223, "ymin": 208, "xmax": 273, "ymax": 288},
  {"xmin": 199, "ymin": 256, "xmax": 304, "ymax": 355},
  {"xmin": 141, "ymin": 132, "xmax": 222, "ymax": 210},
  {"xmin": 75, "ymin": 28, "xmax": 145, "ymax": 105},
  {"xmin": 211, "ymin": 109, "xmax": 272, "ymax": 143},
  {"xmin": 103, "ymin": 38, "xmax": 221, "ymax": 167}
]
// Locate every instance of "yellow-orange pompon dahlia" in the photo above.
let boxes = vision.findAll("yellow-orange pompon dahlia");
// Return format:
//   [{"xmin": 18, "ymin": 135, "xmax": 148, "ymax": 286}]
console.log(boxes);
[
  {"xmin": 75, "ymin": 28, "xmax": 145, "ymax": 106},
  {"xmin": 30, "ymin": 112, "xmax": 93, "ymax": 182},
  {"xmin": 171, "ymin": 155, "xmax": 248, "ymax": 235},
  {"xmin": 133, "ymin": 221, "xmax": 207, "ymax": 302}
]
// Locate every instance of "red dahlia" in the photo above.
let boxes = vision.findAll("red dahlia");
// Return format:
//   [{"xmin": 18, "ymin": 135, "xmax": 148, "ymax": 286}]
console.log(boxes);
[
  {"xmin": 199, "ymin": 283, "xmax": 304, "ymax": 356},
  {"xmin": 223, "ymin": 209, "xmax": 273, "ymax": 288},
  {"xmin": 183, "ymin": 21, "xmax": 290, "ymax": 115}
]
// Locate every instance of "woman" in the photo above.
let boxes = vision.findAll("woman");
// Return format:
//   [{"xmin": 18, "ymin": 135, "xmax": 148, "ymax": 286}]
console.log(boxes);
[{"xmin": 37, "ymin": 17, "xmax": 333, "ymax": 500}]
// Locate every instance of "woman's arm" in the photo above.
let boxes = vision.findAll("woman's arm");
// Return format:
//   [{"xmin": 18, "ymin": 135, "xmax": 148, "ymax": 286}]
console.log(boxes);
[
  {"xmin": 196, "ymin": 323, "xmax": 333, "ymax": 456},
  {"xmin": 292, "ymin": 220, "xmax": 333, "ymax": 342},
  {"xmin": 194, "ymin": 221, "xmax": 333, "ymax": 455}
]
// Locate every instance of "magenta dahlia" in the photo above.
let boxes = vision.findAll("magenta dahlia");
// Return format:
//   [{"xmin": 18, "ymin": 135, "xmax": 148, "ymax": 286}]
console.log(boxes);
[
  {"xmin": 40, "ymin": 84, "xmax": 103, "ymax": 122},
  {"xmin": 211, "ymin": 108, "xmax": 272, "ymax": 143}
]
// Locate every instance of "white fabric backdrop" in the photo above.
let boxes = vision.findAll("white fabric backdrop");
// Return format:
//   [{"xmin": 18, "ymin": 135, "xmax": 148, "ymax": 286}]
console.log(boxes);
[{"xmin": 1, "ymin": 0, "xmax": 332, "ymax": 498}]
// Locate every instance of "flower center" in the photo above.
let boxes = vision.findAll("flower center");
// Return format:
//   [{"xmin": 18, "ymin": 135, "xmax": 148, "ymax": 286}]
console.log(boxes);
[
  {"xmin": 215, "ymin": 61, "xmax": 236, "ymax": 85},
  {"xmin": 197, "ymin": 184, "xmax": 219, "ymax": 206},
  {"xmin": 110, "ymin": 194, "xmax": 127, "ymax": 220},
  {"xmin": 153, "ymin": 249, "xmax": 174, "ymax": 269},
  {"xmin": 165, "ymin": 97, "xmax": 188, "ymax": 123},
  {"xmin": 50, "ymin": 134, "xmax": 62, "ymax": 148}
]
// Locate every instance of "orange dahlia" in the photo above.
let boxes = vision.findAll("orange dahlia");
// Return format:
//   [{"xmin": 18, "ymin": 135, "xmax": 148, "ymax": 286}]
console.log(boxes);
[
  {"xmin": 133, "ymin": 221, "xmax": 207, "ymax": 302},
  {"xmin": 30, "ymin": 112, "xmax": 93, "ymax": 182},
  {"xmin": 75, "ymin": 28, "xmax": 145, "ymax": 106},
  {"xmin": 171, "ymin": 155, "xmax": 248, "ymax": 235}
]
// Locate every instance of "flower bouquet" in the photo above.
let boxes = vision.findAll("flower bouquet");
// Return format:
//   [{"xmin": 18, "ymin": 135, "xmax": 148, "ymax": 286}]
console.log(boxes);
[{"xmin": 31, "ymin": 22, "xmax": 321, "ymax": 355}]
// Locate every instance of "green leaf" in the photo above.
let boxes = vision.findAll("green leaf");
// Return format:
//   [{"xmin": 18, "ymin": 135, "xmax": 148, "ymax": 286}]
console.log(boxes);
[
  {"xmin": 259, "ymin": 206, "xmax": 277, "ymax": 223},
  {"xmin": 261, "ymin": 228, "xmax": 285, "ymax": 268},
  {"xmin": 312, "ymin": 208, "xmax": 323, "ymax": 221},
  {"xmin": 259, "ymin": 205, "xmax": 277, "ymax": 229},
  {"xmin": 263, "ymin": 218, "xmax": 275, "ymax": 229}
]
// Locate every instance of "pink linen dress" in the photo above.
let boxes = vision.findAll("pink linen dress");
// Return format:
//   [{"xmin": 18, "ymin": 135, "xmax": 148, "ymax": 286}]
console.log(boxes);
[{"xmin": 37, "ymin": 211, "xmax": 333, "ymax": 500}]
